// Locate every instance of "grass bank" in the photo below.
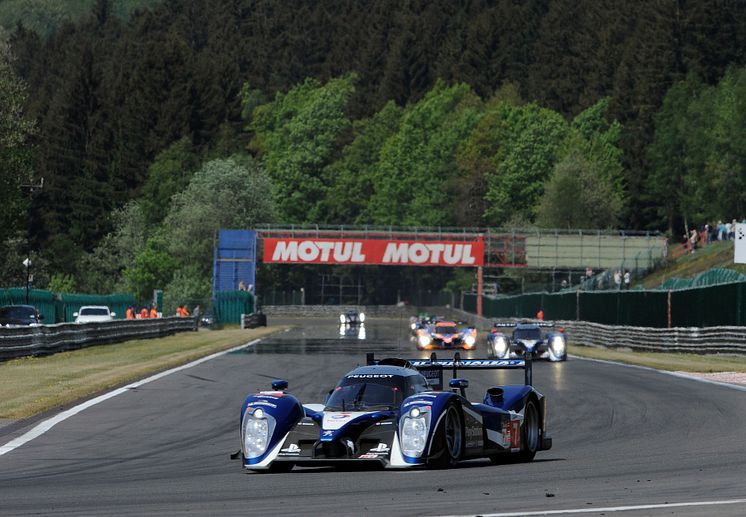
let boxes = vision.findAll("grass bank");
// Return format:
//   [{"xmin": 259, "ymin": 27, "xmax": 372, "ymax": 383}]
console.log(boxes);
[
  {"xmin": 0, "ymin": 326, "xmax": 283, "ymax": 420},
  {"xmin": 571, "ymin": 344, "xmax": 746, "ymax": 373}
]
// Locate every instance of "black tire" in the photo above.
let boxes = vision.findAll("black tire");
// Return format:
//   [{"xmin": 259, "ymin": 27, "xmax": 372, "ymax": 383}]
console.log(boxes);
[
  {"xmin": 430, "ymin": 404, "xmax": 463, "ymax": 468},
  {"xmin": 515, "ymin": 399, "xmax": 540, "ymax": 462}
]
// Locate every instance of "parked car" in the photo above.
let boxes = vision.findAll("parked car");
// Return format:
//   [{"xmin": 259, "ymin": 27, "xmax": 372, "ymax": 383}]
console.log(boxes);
[
  {"xmin": 0, "ymin": 305, "xmax": 44, "ymax": 326},
  {"xmin": 74, "ymin": 305, "xmax": 116, "ymax": 323}
]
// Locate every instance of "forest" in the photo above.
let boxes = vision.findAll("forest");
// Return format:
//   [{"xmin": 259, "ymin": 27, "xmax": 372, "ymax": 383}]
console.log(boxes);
[{"xmin": 1, "ymin": 0, "xmax": 746, "ymax": 306}]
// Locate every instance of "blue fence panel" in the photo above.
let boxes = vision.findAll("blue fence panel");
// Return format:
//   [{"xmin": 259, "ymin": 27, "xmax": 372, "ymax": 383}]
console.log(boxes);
[{"xmin": 213, "ymin": 229, "xmax": 257, "ymax": 299}]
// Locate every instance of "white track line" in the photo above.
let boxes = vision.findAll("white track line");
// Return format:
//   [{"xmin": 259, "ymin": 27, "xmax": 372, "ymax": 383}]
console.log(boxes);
[
  {"xmin": 0, "ymin": 338, "xmax": 260, "ymax": 457},
  {"xmin": 570, "ymin": 354, "xmax": 746, "ymax": 392},
  {"xmin": 436, "ymin": 498, "xmax": 746, "ymax": 516}
]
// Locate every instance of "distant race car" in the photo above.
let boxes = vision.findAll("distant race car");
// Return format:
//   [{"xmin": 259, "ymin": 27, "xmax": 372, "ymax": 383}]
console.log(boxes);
[
  {"xmin": 234, "ymin": 352, "xmax": 552, "ymax": 471},
  {"xmin": 487, "ymin": 322, "xmax": 567, "ymax": 362},
  {"xmin": 409, "ymin": 313, "xmax": 437, "ymax": 334},
  {"xmin": 415, "ymin": 320, "xmax": 477, "ymax": 350},
  {"xmin": 339, "ymin": 310, "xmax": 365, "ymax": 325}
]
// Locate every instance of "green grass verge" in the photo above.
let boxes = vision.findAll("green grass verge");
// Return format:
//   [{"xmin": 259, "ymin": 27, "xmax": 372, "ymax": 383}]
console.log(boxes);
[
  {"xmin": 0, "ymin": 327, "xmax": 283, "ymax": 420},
  {"xmin": 571, "ymin": 344, "xmax": 746, "ymax": 373},
  {"xmin": 638, "ymin": 240, "xmax": 746, "ymax": 289}
]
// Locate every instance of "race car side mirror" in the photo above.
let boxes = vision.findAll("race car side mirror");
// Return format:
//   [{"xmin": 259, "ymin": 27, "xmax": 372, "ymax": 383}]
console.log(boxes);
[
  {"xmin": 271, "ymin": 379, "xmax": 288, "ymax": 391},
  {"xmin": 449, "ymin": 378, "xmax": 469, "ymax": 397}
]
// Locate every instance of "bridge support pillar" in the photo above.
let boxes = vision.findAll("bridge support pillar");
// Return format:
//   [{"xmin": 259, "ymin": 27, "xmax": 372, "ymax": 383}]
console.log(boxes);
[{"xmin": 477, "ymin": 266, "xmax": 483, "ymax": 317}]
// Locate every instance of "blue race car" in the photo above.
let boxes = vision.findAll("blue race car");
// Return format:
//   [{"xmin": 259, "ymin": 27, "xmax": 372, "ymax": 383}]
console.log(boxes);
[
  {"xmin": 236, "ymin": 352, "xmax": 552, "ymax": 471},
  {"xmin": 487, "ymin": 322, "xmax": 567, "ymax": 362}
]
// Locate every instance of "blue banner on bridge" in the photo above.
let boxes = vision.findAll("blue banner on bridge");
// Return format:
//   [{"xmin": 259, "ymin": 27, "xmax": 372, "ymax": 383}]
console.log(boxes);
[{"xmin": 212, "ymin": 229, "xmax": 256, "ymax": 299}]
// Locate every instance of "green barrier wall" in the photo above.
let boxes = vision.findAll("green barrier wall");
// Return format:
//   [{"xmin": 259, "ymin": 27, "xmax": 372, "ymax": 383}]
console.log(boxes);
[
  {"xmin": 0, "ymin": 289, "xmax": 136, "ymax": 323},
  {"xmin": 214, "ymin": 290, "xmax": 255, "ymax": 324},
  {"xmin": 466, "ymin": 280, "xmax": 746, "ymax": 328},
  {"xmin": 0, "ymin": 288, "xmax": 57, "ymax": 323},
  {"xmin": 57, "ymin": 293, "xmax": 137, "ymax": 322}
]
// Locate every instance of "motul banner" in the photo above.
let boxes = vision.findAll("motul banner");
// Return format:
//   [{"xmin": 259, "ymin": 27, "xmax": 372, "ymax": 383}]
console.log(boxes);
[{"xmin": 263, "ymin": 238, "xmax": 484, "ymax": 267}]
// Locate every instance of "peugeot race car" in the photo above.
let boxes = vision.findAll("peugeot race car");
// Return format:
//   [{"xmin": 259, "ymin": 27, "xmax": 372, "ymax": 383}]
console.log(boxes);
[
  {"xmin": 487, "ymin": 322, "xmax": 567, "ymax": 362},
  {"xmin": 415, "ymin": 320, "xmax": 477, "ymax": 350},
  {"xmin": 236, "ymin": 352, "xmax": 551, "ymax": 471},
  {"xmin": 340, "ymin": 310, "xmax": 365, "ymax": 325}
]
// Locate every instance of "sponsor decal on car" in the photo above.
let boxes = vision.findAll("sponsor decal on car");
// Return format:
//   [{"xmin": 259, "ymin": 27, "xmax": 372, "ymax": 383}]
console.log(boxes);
[
  {"xmin": 369, "ymin": 443, "xmax": 390, "ymax": 453},
  {"xmin": 346, "ymin": 374, "xmax": 395, "ymax": 379},
  {"xmin": 358, "ymin": 453, "xmax": 380, "ymax": 459},
  {"xmin": 251, "ymin": 401, "xmax": 278, "ymax": 409},
  {"xmin": 280, "ymin": 443, "xmax": 301, "ymax": 455}
]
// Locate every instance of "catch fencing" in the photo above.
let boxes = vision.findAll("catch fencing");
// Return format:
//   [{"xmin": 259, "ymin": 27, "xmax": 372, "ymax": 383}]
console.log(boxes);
[
  {"xmin": 0, "ymin": 317, "xmax": 197, "ymax": 361},
  {"xmin": 464, "ymin": 280, "xmax": 746, "ymax": 328}
]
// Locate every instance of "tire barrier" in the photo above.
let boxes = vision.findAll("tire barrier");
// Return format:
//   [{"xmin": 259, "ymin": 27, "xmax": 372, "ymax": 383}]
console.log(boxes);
[
  {"xmin": 0, "ymin": 317, "xmax": 197, "ymax": 362},
  {"xmin": 240, "ymin": 312, "xmax": 267, "ymax": 329}
]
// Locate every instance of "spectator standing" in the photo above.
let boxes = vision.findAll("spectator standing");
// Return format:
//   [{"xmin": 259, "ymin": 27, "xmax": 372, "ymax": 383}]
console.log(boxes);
[
  {"xmin": 689, "ymin": 228, "xmax": 698, "ymax": 252},
  {"xmin": 536, "ymin": 309, "xmax": 544, "ymax": 321},
  {"xmin": 613, "ymin": 270, "xmax": 622, "ymax": 290},
  {"xmin": 725, "ymin": 220, "xmax": 732, "ymax": 240},
  {"xmin": 126, "ymin": 306, "xmax": 134, "ymax": 320},
  {"xmin": 140, "ymin": 307, "xmax": 149, "ymax": 319},
  {"xmin": 149, "ymin": 305, "xmax": 158, "ymax": 319},
  {"xmin": 623, "ymin": 270, "xmax": 631, "ymax": 289},
  {"xmin": 730, "ymin": 219, "xmax": 737, "ymax": 240}
]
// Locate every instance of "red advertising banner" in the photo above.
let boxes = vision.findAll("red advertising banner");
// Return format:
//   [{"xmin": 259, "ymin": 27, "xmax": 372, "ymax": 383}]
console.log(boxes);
[{"xmin": 263, "ymin": 238, "xmax": 484, "ymax": 267}]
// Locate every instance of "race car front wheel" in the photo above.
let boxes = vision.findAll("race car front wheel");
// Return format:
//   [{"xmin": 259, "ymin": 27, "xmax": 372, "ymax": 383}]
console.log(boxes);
[{"xmin": 430, "ymin": 404, "xmax": 463, "ymax": 468}]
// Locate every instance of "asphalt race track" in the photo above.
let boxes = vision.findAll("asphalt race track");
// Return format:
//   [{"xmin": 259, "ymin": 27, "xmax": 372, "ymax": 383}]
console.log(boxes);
[{"xmin": 1, "ymin": 317, "xmax": 746, "ymax": 516}]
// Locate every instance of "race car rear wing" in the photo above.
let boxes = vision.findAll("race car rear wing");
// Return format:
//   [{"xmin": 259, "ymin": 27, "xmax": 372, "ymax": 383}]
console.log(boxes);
[
  {"xmin": 492, "ymin": 322, "xmax": 555, "ymax": 328},
  {"xmin": 366, "ymin": 351, "xmax": 533, "ymax": 389}
]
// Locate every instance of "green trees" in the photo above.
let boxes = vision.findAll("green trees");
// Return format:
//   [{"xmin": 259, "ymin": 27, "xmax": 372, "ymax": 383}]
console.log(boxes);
[
  {"xmin": 158, "ymin": 156, "xmax": 275, "ymax": 305},
  {"xmin": 479, "ymin": 101, "xmax": 568, "ymax": 226},
  {"xmin": 0, "ymin": 44, "xmax": 35, "ymax": 284},
  {"xmin": 647, "ymin": 66, "xmax": 746, "ymax": 230},
  {"xmin": 365, "ymin": 81, "xmax": 482, "ymax": 226},
  {"xmin": 249, "ymin": 75, "xmax": 356, "ymax": 222}
]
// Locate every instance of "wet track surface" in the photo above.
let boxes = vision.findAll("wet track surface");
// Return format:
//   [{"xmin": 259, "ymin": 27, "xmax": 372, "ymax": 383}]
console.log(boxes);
[{"xmin": 1, "ymin": 317, "xmax": 745, "ymax": 516}]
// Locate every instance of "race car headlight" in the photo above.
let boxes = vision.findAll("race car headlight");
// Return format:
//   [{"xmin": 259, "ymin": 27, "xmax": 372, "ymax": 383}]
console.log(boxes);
[
  {"xmin": 493, "ymin": 336, "xmax": 508, "ymax": 356},
  {"xmin": 418, "ymin": 335, "xmax": 432, "ymax": 347},
  {"xmin": 464, "ymin": 335, "xmax": 476, "ymax": 347},
  {"xmin": 400, "ymin": 409, "xmax": 430, "ymax": 457},
  {"xmin": 242, "ymin": 408, "xmax": 276, "ymax": 459},
  {"xmin": 411, "ymin": 323, "xmax": 417, "ymax": 330},
  {"xmin": 550, "ymin": 336, "xmax": 566, "ymax": 355},
  {"xmin": 340, "ymin": 314, "xmax": 347, "ymax": 324},
  {"xmin": 359, "ymin": 312, "xmax": 365, "ymax": 323}
]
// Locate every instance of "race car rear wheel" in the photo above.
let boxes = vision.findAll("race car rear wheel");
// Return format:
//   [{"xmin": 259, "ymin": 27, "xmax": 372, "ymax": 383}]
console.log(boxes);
[
  {"xmin": 430, "ymin": 404, "xmax": 463, "ymax": 468},
  {"xmin": 516, "ymin": 399, "xmax": 539, "ymax": 462}
]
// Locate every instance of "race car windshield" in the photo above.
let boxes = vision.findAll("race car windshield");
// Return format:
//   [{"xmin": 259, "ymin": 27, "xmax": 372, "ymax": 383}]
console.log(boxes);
[
  {"xmin": 325, "ymin": 378, "xmax": 404, "ymax": 411},
  {"xmin": 436, "ymin": 325, "xmax": 458, "ymax": 334},
  {"xmin": 514, "ymin": 328, "xmax": 541, "ymax": 340}
]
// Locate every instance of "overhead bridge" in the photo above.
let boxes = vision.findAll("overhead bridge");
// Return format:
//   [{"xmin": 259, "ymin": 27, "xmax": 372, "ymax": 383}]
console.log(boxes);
[{"xmin": 252, "ymin": 224, "xmax": 666, "ymax": 270}]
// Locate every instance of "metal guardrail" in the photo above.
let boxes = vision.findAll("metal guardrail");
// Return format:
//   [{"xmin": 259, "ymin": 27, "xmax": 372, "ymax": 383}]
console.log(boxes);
[
  {"xmin": 0, "ymin": 317, "xmax": 197, "ymax": 361},
  {"xmin": 453, "ymin": 310, "xmax": 746, "ymax": 355},
  {"xmin": 557, "ymin": 320, "xmax": 746, "ymax": 355}
]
